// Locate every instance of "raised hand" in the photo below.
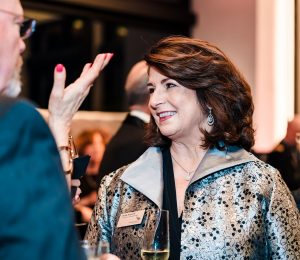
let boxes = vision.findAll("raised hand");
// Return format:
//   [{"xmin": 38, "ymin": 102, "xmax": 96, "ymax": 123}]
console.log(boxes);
[
  {"xmin": 47, "ymin": 53, "xmax": 113, "ymax": 186},
  {"xmin": 48, "ymin": 53, "xmax": 113, "ymax": 144}
]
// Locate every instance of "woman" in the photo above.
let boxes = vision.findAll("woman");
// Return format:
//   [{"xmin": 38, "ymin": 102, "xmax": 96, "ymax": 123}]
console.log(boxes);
[
  {"xmin": 85, "ymin": 36, "xmax": 300, "ymax": 259},
  {"xmin": 76, "ymin": 129, "xmax": 106, "ymax": 177},
  {"xmin": 75, "ymin": 129, "xmax": 106, "ymax": 223}
]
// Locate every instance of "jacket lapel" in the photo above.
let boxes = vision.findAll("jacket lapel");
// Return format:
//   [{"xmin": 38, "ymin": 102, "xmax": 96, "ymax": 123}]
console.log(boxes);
[
  {"xmin": 191, "ymin": 146, "xmax": 256, "ymax": 183},
  {"xmin": 120, "ymin": 147, "xmax": 164, "ymax": 208},
  {"xmin": 120, "ymin": 146, "xmax": 256, "ymax": 207}
]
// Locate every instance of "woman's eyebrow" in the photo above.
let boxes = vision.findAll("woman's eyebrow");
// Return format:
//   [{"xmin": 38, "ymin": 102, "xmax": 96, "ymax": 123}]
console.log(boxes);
[
  {"xmin": 147, "ymin": 77, "xmax": 171, "ymax": 86},
  {"xmin": 147, "ymin": 82, "xmax": 154, "ymax": 87},
  {"xmin": 161, "ymin": 78, "xmax": 171, "ymax": 84}
]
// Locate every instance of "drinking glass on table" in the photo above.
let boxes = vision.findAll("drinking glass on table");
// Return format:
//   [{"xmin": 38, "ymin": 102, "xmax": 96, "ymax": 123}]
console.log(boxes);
[
  {"xmin": 141, "ymin": 209, "xmax": 170, "ymax": 260},
  {"xmin": 81, "ymin": 240, "xmax": 110, "ymax": 260}
]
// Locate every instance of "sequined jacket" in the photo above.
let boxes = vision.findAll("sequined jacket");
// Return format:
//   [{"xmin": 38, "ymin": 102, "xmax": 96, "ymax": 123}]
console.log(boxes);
[{"xmin": 85, "ymin": 146, "xmax": 300, "ymax": 259}]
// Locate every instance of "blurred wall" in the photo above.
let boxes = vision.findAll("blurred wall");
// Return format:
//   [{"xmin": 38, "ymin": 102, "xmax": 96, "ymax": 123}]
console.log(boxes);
[{"xmin": 192, "ymin": 0, "xmax": 255, "ymax": 88}]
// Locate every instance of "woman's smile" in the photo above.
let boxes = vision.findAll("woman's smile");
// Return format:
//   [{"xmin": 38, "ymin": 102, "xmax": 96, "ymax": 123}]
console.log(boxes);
[
  {"xmin": 157, "ymin": 111, "xmax": 177, "ymax": 122},
  {"xmin": 148, "ymin": 67, "xmax": 204, "ymax": 141}
]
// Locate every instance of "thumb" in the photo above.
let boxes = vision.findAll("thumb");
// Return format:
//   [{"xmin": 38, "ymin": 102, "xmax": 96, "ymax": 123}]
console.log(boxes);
[{"xmin": 51, "ymin": 64, "xmax": 67, "ymax": 97}]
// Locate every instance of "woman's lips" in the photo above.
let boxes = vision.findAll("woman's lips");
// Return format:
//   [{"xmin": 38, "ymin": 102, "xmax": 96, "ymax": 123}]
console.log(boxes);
[{"xmin": 158, "ymin": 111, "xmax": 176, "ymax": 122}]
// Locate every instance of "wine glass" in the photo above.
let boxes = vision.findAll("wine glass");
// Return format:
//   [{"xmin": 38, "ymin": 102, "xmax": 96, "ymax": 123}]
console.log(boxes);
[
  {"xmin": 81, "ymin": 240, "xmax": 110, "ymax": 260},
  {"xmin": 141, "ymin": 209, "xmax": 170, "ymax": 260}
]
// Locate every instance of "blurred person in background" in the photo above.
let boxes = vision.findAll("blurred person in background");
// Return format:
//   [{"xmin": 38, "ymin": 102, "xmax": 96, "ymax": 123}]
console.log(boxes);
[
  {"xmin": 267, "ymin": 115, "xmax": 300, "ymax": 207},
  {"xmin": 74, "ymin": 129, "xmax": 106, "ymax": 223},
  {"xmin": 98, "ymin": 61, "xmax": 150, "ymax": 182},
  {"xmin": 86, "ymin": 36, "xmax": 300, "ymax": 259},
  {"xmin": 0, "ymin": 0, "xmax": 115, "ymax": 259}
]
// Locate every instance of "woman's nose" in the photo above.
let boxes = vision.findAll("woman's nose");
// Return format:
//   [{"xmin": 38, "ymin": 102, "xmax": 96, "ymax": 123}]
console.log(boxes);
[{"xmin": 149, "ymin": 88, "xmax": 165, "ymax": 109}]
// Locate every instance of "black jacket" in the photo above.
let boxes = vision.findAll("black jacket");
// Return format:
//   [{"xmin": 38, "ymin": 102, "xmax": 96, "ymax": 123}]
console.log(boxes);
[
  {"xmin": 267, "ymin": 140, "xmax": 300, "ymax": 191},
  {"xmin": 98, "ymin": 114, "xmax": 148, "ymax": 183}
]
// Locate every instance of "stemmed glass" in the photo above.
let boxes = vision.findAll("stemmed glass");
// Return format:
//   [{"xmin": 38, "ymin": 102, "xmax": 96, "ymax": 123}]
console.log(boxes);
[
  {"xmin": 81, "ymin": 240, "xmax": 110, "ymax": 260},
  {"xmin": 141, "ymin": 209, "xmax": 170, "ymax": 260}
]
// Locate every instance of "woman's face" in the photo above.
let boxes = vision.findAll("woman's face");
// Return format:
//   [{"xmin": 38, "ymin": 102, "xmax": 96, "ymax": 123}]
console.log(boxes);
[
  {"xmin": 148, "ymin": 67, "xmax": 206, "ymax": 142},
  {"xmin": 83, "ymin": 132, "xmax": 105, "ymax": 175}
]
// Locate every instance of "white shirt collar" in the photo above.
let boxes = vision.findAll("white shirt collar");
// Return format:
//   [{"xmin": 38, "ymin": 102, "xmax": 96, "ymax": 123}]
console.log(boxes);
[{"xmin": 129, "ymin": 110, "xmax": 150, "ymax": 123}]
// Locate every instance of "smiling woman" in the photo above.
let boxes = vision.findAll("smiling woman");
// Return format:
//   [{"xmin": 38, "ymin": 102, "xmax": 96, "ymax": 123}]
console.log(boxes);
[
  {"xmin": 85, "ymin": 36, "xmax": 300, "ymax": 260},
  {"xmin": 145, "ymin": 37, "xmax": 254, "ymax": 151},
  {"xmin": 147, "ymin": 67, "xmax": 204, "ymax": 143}
]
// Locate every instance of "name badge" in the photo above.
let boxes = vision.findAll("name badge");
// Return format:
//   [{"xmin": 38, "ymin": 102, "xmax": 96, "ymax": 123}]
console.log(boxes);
[{"xmin": 117, "ymin": 210, "xmax": 145, "ymax": 228}]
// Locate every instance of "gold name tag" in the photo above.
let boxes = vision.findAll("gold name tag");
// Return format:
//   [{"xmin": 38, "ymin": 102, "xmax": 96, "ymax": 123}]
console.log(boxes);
[{"xmin": 117, "ymin": 210, "xmax": 145, "ymax": 228}]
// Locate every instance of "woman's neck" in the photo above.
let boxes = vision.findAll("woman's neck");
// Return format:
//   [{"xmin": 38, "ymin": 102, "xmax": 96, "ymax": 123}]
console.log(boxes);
[{"xmin": 170, "ymin": 140, "xmax": 206, "ymax": 162}]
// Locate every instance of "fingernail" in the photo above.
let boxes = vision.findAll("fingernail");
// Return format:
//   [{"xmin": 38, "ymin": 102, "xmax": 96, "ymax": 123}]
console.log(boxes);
[
  {"xmin": 56, "ymin": 64, "xmax": 64, "ymax": 72},
  {"xmin": 110, "ymin": 53, "xmax": 114, "ymax": 58}
]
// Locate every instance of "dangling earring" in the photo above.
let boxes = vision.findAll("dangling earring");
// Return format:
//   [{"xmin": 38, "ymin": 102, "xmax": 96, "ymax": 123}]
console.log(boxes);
[
  {"xmin": 156, "ymin": 126, "xmax": 159, "ymax": 133},
  {"xmin": 207, "ymin": 107, "xmax": 214, "ymax": 126}
]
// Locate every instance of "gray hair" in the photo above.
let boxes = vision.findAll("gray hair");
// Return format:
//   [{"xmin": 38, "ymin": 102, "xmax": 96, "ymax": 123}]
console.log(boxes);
[{"xmin": 125, "ymin": 61, "xmax": 149, "ymax": 106}]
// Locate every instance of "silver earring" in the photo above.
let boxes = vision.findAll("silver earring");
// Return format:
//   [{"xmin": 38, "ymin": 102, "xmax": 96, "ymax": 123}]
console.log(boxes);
[
  {"xmin": 207, "ymin": 107, "xmax": 214, "ymax": 126},
  {"xmin": 156, "ymin": 126, "xmax": 159, "ymax": 133}
]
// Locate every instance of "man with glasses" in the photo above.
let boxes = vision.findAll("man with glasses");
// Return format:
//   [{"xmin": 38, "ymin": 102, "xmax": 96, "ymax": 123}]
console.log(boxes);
[{"xmin": 0, "ymin": 0, "xmax": 114, "ymax": 259}]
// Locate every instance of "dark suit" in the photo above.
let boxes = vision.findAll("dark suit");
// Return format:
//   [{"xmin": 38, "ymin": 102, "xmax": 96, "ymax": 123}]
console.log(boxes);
[
  {"xmin": 98, "ymin": 114, "xmax": 148, "ymax": 182},
  {"xmin": 0, "ymin": 97, "xmax": 84, "ymax": 260},
  {"xmin": 267, "ymin": 140, "xmax": 300, "ymax": 191}
]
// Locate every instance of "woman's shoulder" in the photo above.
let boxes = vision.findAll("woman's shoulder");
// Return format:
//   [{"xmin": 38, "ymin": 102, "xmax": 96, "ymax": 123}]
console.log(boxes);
[
  {"xmin": 100, "ymin": 164, "xmax": 129, "ymax": 187},
  {"xmin": 240, "ymin": 155, "xmax": 286, "ymax": 188},
  {"xmin": 246, "ymin": 154, "xmax": 279, "ymax": 173}
]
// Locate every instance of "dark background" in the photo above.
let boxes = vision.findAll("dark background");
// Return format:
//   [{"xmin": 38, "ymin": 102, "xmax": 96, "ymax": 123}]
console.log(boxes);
[{"xmin": 22, "ymin": 0, "xmax": 195, "ymax": 111}]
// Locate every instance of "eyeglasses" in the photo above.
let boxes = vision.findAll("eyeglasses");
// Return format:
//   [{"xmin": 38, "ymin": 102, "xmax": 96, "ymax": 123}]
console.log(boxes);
[
  {"xmin": 0, "ymin": 9, "xmax": 36, "ymax": 39},
  {"xmin": 19, "ymin": 19, "xmax": 36, "ymax": 40}
]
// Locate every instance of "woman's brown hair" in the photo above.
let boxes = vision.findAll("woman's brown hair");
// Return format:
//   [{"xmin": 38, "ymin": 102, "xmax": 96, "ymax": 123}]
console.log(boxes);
[
  {"xmin": 75, "ymin": 129, "xmax": 106, "ymax": 156},
  {"xmin": 144, "ymin": 36, "xmax": 254, "ymax": 151}
]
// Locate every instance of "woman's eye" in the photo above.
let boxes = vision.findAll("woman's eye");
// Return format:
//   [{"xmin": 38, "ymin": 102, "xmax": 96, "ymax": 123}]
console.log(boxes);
[
  {"xmin": 148, "ymin": 87, "xmax": 155, "ymax": 94},
  {"xmin": 166, "ymin": 83, "xmax": 176, "ymax": 89}
]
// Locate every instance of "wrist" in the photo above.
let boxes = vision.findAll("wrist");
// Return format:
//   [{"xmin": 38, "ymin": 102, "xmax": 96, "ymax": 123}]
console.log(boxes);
[
  {"xmin": 48, "ymin": 115, "xmax": 71, "ymax": 134},
  {"xmin": 49, "ymin": 123, "xmax": 70, "ymax": 147},
  {"xmin": 58, "ymin": 135, "xmax": 78, "ymax": 175},
  {"xmin": 58, "ymin": 135, "xmax": 78, "ymax": 158}
]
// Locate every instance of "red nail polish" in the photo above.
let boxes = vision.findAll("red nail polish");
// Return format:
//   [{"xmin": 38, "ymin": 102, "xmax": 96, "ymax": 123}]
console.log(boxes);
[
  {"xmin": 56, "ymin": 64, "xmax": 64, "ymax": 72},
  {"xmin": 110, "ymin": 53, "xmax": 114, "ymax": 58}
]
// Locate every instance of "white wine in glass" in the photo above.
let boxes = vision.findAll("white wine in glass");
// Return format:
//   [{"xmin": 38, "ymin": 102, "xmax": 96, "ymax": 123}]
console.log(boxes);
[
  {"xmin": 141, "ymin": 249, "xmax": 169, "ymax": 260},
  {"xmin": 141, "ymin": 210, "xmax": 170, "ymax": 260}
]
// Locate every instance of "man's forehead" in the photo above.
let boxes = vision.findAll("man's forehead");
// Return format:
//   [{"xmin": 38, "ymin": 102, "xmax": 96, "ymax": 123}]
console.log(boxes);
[{"xmin": 0, "ymin": 0, "xmax": 23, "ymax": 15}]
